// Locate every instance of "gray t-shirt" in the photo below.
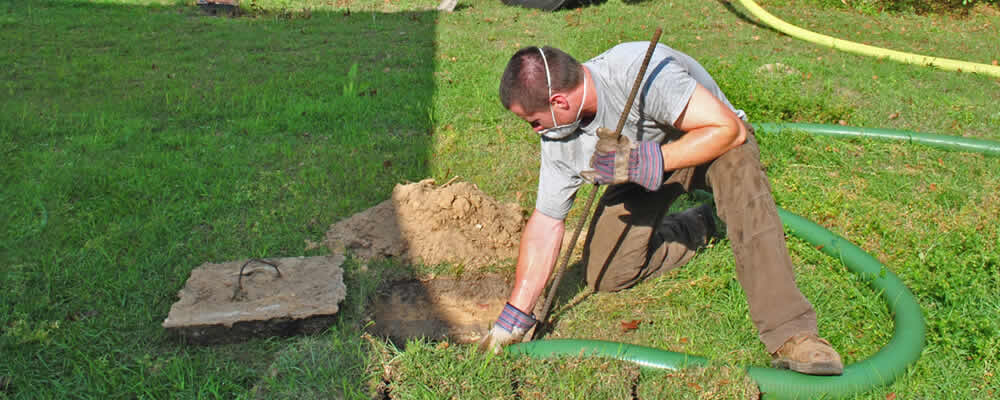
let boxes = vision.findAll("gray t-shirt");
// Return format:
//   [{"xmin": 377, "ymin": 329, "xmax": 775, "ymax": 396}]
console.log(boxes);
[{"xmin": 535, "ymin": 42, "xmax": 746, "ymax": 220}]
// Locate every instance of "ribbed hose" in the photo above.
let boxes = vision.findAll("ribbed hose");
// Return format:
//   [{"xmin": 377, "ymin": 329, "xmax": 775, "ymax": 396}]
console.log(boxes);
[
  {"xmin": 734, "ymin": 0, "xmax": 1000, "ymax": 78},
  {"xmin": 508, "ymin": 208, "xmax": 924, "ymax": 399},
  {"xmin": 508, "ymin": 124, "xmax": 1000, "ymax": 398},
  {"xmin": 755, "ymin": 122, "xmax": 1000, "ymax": 156}
]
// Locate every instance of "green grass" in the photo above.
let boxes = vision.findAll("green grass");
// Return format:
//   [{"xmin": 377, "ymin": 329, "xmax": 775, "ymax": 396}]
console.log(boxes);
[{"xmin": 2, "ymin": 0, "xmax": 998, "ymax": 399}]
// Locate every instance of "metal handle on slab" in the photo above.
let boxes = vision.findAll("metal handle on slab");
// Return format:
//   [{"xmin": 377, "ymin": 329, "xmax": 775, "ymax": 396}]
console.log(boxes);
[{"xmin": 232, "ymin": 259, "xmax": 282, "ymax": 301}]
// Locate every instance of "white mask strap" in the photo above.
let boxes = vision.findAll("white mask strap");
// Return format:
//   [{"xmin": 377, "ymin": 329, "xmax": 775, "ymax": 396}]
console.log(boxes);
[
  {"xmin": 538, "ymin": 48, "xmax": 559, "ymax": 126},
  {"xmin": 538, "ymin": 48, "xmax": 586, "ymax": 128},
  {"xmin": 538, "ymin": 48, "xmax": 553, "ymax": 99}
]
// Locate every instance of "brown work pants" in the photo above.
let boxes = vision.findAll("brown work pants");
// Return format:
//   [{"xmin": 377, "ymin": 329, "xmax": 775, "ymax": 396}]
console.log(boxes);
[{"xmin": 581, "ymin": 124, "xmax": 817, "ymax": 353}]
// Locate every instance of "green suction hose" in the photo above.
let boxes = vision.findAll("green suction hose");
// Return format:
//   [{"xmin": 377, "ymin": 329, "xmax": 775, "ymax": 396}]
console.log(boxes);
[
  {"xmin": 509, "ymin": 207, "xmax": 924, "ymax": 399},
  {"xmin": 508, "ymin": 124, "xmax": 1000, "ymax": 398},
  {"xmin": 754, "ymin": 123, "xmax": 1000, "ymax": 156},
  {"xmin": 734, "ymin": 0, "xmax": 1000, "ymax": 78}
]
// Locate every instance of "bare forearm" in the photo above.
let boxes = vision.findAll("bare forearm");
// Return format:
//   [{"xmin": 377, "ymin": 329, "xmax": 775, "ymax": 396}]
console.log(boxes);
[
  {"xmin": 508, "ymin": 210, "xmax": 565, "ymax": 313},
  {"xmin": 664, "ymin": 83, "xmax": 748, "ymax": 171},
  {"xmin": 661, "ymin": 121, "xmax": 746, "ymax": 171}
]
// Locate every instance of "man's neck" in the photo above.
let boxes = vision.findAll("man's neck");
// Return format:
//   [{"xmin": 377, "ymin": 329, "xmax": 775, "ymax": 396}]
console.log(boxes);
[{"xmin": 580, "ymin": 66, "xmax": 599, "ymax": 125}]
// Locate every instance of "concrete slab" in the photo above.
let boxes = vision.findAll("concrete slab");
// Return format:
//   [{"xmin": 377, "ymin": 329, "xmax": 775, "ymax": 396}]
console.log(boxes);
[{"xmin": 163, "ymin": 255, "xmax": 346, "ymax": 344}]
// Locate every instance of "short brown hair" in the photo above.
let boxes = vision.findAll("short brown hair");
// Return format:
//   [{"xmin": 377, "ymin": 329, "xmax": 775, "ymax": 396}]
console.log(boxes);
[{"xmin": 499, "ymin": 46, "xmax": 583, "ymax": 113}]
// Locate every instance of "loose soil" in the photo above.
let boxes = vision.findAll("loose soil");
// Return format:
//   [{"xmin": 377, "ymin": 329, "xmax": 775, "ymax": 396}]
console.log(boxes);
[
  {"xmin": 326, "ymin": 178, "xmax": 527, "ymax": 344},
  {"xmin": 325, "ymin": 178, "xmax": 526, "ymax": 270},
  {"xmin": 370, "ymin": 276, "xmax": 510, "ymax": 344}
]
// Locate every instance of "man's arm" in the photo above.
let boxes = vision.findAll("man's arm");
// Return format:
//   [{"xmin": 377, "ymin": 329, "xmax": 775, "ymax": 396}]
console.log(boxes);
[
  {"xmin": 660, "ymin": 83, "xmax": 747, "ymax": 171},
  {"xmin": 508, "ymin": 209, "xmax": 565, "ymax": 313},
  {"xmin": 477, "ymin": 209, "xmax": 564, "ymax": 353}
]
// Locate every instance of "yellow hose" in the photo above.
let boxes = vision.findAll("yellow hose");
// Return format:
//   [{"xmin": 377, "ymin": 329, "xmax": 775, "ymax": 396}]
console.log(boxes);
[{"xmin": 735, "ymin": 0, "xmax": 1000, "ymax": 78}]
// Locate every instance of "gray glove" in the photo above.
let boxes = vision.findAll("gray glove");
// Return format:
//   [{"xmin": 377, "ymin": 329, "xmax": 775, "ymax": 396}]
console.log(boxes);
[{"xmin": 581, "ymin": 127, "xmax": 664, "ymax": 191}]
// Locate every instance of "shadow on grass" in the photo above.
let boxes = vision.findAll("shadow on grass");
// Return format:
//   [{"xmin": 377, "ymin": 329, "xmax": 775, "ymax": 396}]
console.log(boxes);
[{"xmin": 0, "ymin": 0, "xmax": 456, "ymax": 397}]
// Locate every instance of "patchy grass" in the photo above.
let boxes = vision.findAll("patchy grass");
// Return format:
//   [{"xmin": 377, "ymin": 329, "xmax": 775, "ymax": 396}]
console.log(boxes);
[{"xmin": 1, "ymin": 0, "xmax": 998, "ymax": 399}]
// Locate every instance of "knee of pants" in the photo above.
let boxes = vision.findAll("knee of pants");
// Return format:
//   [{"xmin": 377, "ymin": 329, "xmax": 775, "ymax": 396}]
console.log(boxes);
[
  {"xmin": 588, "ymin": 275, "xmax": 636, "ymax": 293},
  {"xmin": 586, "ymin": 257, "xmax": 643, "ymax": 293},
  {"xmin": 709, "ymin": 152, "xmax": 765, "ymax": 191},
  {"xmin": 708, "ymin": 151, "xmax": 774, "ymax": 221}
]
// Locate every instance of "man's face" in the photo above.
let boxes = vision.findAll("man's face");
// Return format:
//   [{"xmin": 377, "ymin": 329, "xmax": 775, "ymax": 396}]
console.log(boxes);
[
  {"xmin": 508, "ymin": 102, "xmax": 553, "ymax": 133},
  {"xmin": 508, "ymin": 97, "xmax": 570, "ymax": 133}
]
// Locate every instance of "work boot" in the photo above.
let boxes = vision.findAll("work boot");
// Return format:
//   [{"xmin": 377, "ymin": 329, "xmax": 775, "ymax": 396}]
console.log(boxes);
[
  {"xmin": 771, "ymin": 333, "xmax": 844, "ymax": 375},
  {"xmin": 656, "ymin": 203, "xmax": 718, "ymax": 249}
]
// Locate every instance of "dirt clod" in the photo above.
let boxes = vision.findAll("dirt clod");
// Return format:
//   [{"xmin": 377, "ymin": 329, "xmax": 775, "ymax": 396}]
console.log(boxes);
[{"xmin": 325, "ymin": 179, "xmax": 525, "ymax": 269}]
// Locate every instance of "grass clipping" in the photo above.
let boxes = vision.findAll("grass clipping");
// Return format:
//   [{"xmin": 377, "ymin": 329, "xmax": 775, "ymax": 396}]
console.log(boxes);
[{"xmin": 325, "ymin": 178, "xmax": 525, "ymax": 269}]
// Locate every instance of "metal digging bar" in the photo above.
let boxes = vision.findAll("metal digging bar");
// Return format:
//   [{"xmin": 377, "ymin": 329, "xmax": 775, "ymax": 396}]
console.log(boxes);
[{"xmin": 529, "ymin": 28, "xmax": 663, "ymax": 341}]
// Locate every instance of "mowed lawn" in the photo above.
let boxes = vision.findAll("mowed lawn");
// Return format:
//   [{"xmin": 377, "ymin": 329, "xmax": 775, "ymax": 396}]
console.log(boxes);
[{"xmin": 1, "ymin": 0, "xmax": 997, "ymax": 398}]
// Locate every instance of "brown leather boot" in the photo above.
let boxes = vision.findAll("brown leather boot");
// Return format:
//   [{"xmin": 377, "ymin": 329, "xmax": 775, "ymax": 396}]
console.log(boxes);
[{"xmin": 771, "ymin": 333, "xmax": 844, "ymax": 375}]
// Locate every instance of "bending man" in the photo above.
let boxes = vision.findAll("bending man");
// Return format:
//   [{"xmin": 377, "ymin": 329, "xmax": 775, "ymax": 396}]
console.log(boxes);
[{"xmin": 479, "ymin": 43, "xmax": 843, "ymax": 376}]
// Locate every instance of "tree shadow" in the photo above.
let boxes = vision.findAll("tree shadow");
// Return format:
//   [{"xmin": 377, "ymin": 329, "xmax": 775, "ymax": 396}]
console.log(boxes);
[{"xmin": 1, "ymin": 0, "xmax": 440, "ymax": 397}]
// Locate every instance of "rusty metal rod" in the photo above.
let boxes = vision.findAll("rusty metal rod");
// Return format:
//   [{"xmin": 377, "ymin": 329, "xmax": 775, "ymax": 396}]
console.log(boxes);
[{"xmin": 530, "ymin": 28, "xmax": 663, "ymax": 340}]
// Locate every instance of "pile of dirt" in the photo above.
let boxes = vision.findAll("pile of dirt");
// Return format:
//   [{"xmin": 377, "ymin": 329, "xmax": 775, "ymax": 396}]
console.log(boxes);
[{"xmin": 325, "ymin": 179, "xmax": 525, "ymax": 269}]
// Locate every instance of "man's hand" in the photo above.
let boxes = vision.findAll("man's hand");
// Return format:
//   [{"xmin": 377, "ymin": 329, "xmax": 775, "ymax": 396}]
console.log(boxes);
[
  {"xmin": 582, "ymin": 127, "xmax": 664, "ymax": 191},
  {"xmin": 477, "ymin": 303, "xmax": 536, "ymax": 354}
]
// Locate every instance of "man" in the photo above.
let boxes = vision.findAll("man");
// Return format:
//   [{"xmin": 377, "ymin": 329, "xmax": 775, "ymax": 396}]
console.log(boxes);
[{"xmin": 478, "ymin": 43, "xmax": 844, "ymax": 376}]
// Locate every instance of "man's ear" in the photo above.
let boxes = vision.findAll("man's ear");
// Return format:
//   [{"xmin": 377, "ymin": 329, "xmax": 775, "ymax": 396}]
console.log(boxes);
[{"xmin": 549, "ymin": 93, "xmax": 571, "ymax": 110}]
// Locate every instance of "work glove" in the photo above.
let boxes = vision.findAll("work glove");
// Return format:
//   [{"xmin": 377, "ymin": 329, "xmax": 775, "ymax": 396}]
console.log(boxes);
[
  {"xmin": 581, "ymin": 127, "xmax": 664, "ymax": 191},
  {"xmin": 477, "ymin": 303, "xmax": 536, "ymax": 354}
]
